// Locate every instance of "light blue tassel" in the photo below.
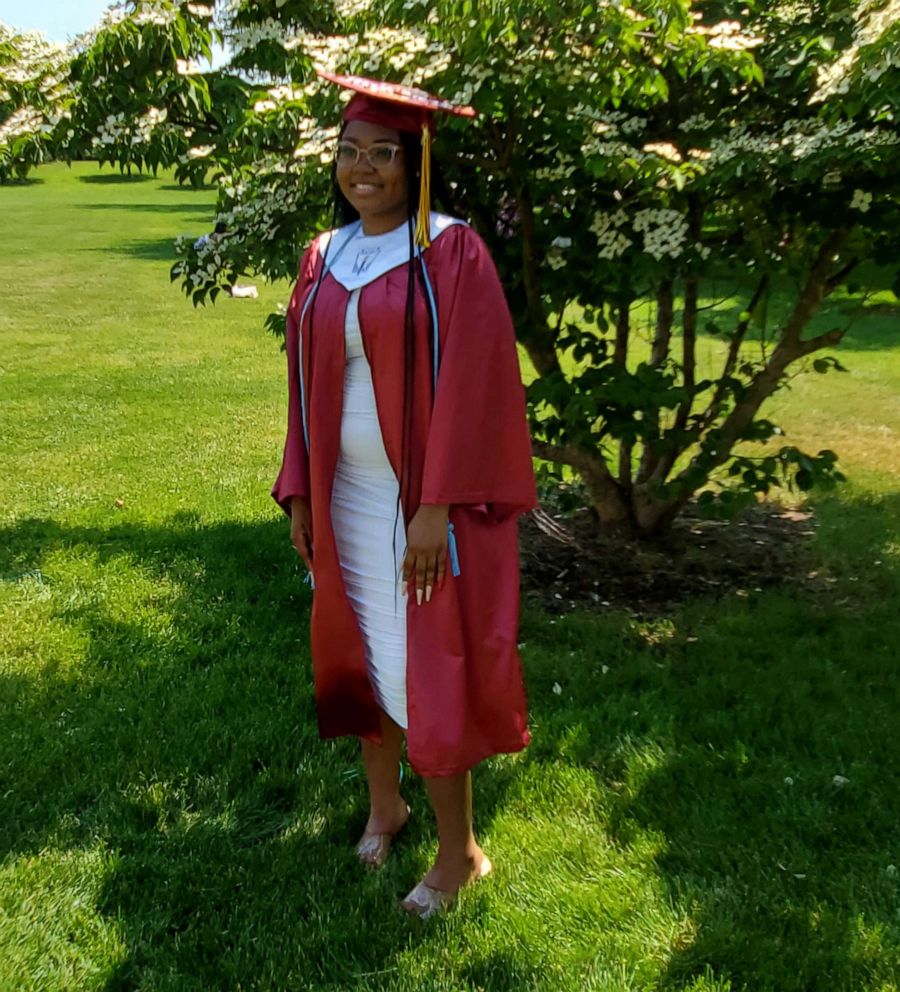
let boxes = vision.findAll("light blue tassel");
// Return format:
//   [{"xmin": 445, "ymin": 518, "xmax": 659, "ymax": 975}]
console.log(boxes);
[
  {"xmin": 303, "ymin": 570, "xmax": 315, "ymax": 590},
  {"xmin": 447, "ymin": 522, "xmax": 461, "ymax": 577}
]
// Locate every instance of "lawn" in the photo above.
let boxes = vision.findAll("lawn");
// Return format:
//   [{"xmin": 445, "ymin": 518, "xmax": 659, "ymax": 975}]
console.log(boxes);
[{"xmin": 1, "ymin": 162, "xmax": 899, "ymax": 992}]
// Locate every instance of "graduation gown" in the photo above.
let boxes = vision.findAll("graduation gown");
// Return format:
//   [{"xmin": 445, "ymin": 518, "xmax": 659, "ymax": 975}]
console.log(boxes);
[{"xmin": 272, "ymin": 215, "xmax": 537, "ymax": 777}]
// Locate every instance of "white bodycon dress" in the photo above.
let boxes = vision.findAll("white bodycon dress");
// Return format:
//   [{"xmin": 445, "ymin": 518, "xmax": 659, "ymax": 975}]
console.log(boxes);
[{"xmin": 330, "ymin": 289, "xmax": 409, "ymax": 728}]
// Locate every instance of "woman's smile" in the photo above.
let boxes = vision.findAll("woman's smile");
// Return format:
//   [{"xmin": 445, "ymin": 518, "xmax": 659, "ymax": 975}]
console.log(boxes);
[{"xmin": 350, "ymin": 181, "xmax": 382, "ymax": 195}]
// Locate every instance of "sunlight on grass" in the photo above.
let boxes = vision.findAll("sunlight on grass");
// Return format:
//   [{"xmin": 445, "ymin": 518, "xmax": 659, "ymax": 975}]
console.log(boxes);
[
  {"xmin": 1, "ymin": 162, "xmax": 899, "ymax": 991},
  {"xmin": 0, "ymin": 846, "xmax": 126, "ymax": 991}
]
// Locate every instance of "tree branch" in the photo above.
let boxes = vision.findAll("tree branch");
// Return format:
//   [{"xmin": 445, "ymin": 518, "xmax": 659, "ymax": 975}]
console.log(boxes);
[
  {"xmin": 699, "ymin": 272, "xmax": 770, "ymax": 430},
  {"xmin": 635, "ymin": 231, "xmax": 850, "ymax": 534},
  {"xmin": 614, "ymin": 301, "xmax": 633, "ymax": 488},
  {"xmin": 826, "ymin": 256, "xmax": 860, "ymax": 292},
  {"xmin": 782, "ymin": 227, "xmax": 848, "ymax": 345},
  {"xmin": 515, "ymin": 178, "xmax": 564, "ymax": 381},
  {"xmin": 635, "ymin": 279, "xmax": 674, "ymax": 484},
  {"xmin": 676, "ymin": 273, "xmax": 698, "ymax": 429},
  {"xmin": 531, "ymin": 438, "xmax": 630, "ymax": 524},
  {"xmin": 614, "ymin": 299, "xmax": 630, "ymax": 367},
  {"xmin": 647, "ymin": 273, "xmax": 699, "ymax": 486},
  {"xmin": 650, "ymin": 278, "xmax": 674, "ymax": 365},
  {"xmin": 797, "ymin": 327, "xmax": 846, "ymax": 355}
]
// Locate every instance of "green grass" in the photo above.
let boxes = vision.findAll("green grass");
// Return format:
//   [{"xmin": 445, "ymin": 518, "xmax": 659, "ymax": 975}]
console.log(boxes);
[{"xmin": 1, "ymin": 162, "xmax": 899, "ymax": 992}]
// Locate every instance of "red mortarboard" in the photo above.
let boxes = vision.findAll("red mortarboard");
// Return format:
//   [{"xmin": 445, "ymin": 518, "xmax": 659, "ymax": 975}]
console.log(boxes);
[
  {"xmin": 318, "ymin": 71, "xmax": 476, "ymax": 130},
  {"xmin": 317, "ymin": 71, "xmax": 477, "ymax": 247}
]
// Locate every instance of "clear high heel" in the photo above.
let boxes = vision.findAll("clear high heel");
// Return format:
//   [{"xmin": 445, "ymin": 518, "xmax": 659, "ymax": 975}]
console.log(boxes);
[
  {"xmin": 400, "ymin": 855, "xmax": 492, "ymax": 919},
  {"xmin": 355, "ymin": 805, "xmax": 410, "ymax": 869}
]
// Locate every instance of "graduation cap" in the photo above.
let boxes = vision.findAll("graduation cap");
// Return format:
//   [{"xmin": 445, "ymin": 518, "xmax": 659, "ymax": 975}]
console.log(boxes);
[{"xmin": 317, "ymin": 71, "xmax": 476, "ymax": 248}]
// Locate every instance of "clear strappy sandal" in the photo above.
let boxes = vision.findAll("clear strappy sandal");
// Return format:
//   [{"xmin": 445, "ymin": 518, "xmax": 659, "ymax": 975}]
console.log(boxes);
[
  {"xmin": 400, "ymin": 855, "xmax": 492, "ymax": 920},
  {"xmin": 355, "ymin": 805, "xmax": 410, "ymax": 869}
]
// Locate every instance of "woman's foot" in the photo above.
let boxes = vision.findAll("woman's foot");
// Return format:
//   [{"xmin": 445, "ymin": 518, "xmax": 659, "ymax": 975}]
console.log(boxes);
[
  {"xmin": 400, "ymin": 849, "xmax": 492, "ymax": 919},
  {"xmin": 355, "ymin": 798, "xmax": 410, "ymax": 868}
]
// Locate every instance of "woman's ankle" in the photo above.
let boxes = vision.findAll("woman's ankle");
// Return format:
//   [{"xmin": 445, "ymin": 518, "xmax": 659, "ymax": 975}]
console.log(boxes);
[
  {"xmin": 423, "ymin": 846, "xmax": 486, "ymax": 891},
  {"xmin": 365, "ymin": 794, "xmax": 409, "ymax": 833}
]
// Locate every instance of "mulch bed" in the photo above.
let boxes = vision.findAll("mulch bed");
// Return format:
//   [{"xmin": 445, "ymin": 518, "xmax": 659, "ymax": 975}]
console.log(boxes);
[{"xmin": 519, "ymin": 495, "xmax": 826, "ymax": 615}]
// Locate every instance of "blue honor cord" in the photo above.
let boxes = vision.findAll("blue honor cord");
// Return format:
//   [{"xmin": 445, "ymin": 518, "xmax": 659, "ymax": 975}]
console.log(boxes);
[{"xmin": 447, "ymin": 522, "xmax": 461, "ymax": 577}]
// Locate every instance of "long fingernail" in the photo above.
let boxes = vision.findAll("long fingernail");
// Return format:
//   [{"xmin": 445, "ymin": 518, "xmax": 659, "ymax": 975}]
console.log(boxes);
[
  {"xmin": 416, "ymin": 588, "xmax": 423, "ymax": 606},
  {"xmin": 426, "ymin": 584, "xmax": 432, "ymax": 603}
]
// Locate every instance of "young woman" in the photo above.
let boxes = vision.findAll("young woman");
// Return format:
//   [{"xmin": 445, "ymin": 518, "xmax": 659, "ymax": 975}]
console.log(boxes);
[{"xmin": 272, "ymin": 74, "xmax": 536, "ymax": 918}]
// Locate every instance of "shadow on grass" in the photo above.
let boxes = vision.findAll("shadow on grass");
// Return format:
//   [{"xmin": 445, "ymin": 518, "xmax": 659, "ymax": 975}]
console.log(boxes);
[
  {"xmin": 78, "ymin": 202, "xmax": 212, "ymax": 214},
  {"xmin": 158, "ymin": 183, "xmax": 217, "ymax": 193},
  {"xmin": 81, "ymin": 237, "xmax": 183, "ymax": 262},
  {"xmin": 503, "ymin": 492, "xmax": 900, "ymax": 991},
  {"xmin": 664, "ymin": 275, "xmax": 900, "ymax": 355},
  {"xmin": 596, "ymin": 492, "xmax": 900, "ymax": 991},
  {"xmin": 0, "ymin": 514, "xmax": 526, "ymax": 989},
  {"xmin": 2, "ymin": 496, "xmax": 899, "ymax": 989},
  {"xmin": 78, "ymin": 173, "xmax": 155, "ymax": 185},
  {"xmin": 2, "ymin": 176, "xmax": 45, "ymax": 186}
]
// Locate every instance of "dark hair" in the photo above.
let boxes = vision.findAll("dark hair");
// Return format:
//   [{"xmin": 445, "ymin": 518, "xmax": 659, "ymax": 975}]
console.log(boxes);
[{"xmin": 306, "ymin": 123, "xmax": 457, "ymax": 524}]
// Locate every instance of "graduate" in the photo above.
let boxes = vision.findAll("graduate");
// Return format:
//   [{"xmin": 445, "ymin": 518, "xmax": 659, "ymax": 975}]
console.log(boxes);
[{"xmin": 272, "ymin": 72, "xmax": 537, "ymax": 918}]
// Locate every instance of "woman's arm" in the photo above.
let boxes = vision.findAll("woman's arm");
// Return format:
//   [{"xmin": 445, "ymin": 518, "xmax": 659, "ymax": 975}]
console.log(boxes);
[
  {"xmin": 419, "ymin": 225, "xmax": 537, "ymax": 519},
  {"xmin": 271, "ymin": 243, "xmax": 318, "ymax": 516}
]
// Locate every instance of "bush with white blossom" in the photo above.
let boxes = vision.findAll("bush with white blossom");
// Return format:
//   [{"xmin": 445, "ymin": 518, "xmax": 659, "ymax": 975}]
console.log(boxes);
[{"xmin": 0, "ymin": 22, "xmax": 71, "ymax": 180}]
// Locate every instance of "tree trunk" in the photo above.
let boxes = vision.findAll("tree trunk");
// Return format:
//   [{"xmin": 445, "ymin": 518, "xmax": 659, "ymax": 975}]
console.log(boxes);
[
  {"xmin": 635, "ymin": 280, "xmax": 675, "ymax": 485},
  {"xmin": 614, "ymin": 302, "xmax": 633, "ymax": 489},
  {"xmin": 530, "ymin": 440, "xmax": 633, "ymax": 531}
]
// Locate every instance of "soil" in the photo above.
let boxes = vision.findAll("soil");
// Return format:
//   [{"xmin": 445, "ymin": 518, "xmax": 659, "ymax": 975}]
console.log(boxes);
[{"xmin": 518, "ymin": 493, "xmax": 825, "ymax": 615}]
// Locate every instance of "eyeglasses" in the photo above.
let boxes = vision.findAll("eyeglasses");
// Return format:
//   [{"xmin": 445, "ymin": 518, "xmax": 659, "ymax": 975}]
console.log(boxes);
[{"xmin": 335, "ymin": 140, "xmax": 403, "ymax": 169}]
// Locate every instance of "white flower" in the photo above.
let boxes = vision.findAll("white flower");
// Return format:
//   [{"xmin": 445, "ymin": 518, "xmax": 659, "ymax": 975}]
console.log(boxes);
[
  {"xmin": 643, "ymin": 141, "xmax": 683, "ymax": 163},
  {"xmin": 811, "ymin": 0, "xmax": 900, "ymax": 101},
  {"xmin": 850, "ymin": 189, "xmax": 872, "ymax": 213},
  {"xmin": 552, "ymin": 682, "xmax": 563, "ymax": 695},
  {"xmin": 832, "ymin": 774, "xmax": 850, "ymax": 787},
  {"xmin": 334, "ymin": 0, "xmax": 374, "ymax": 14},
  {"xmin": 175, "ymin": 58, "xmax": 202, "ymax": 75}
]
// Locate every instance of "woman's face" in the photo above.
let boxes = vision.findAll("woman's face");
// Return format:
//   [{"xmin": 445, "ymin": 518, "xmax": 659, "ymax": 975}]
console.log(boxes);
[{"xmin": 336, "ymin": 120, "xmax": 410, "ymax": 234}]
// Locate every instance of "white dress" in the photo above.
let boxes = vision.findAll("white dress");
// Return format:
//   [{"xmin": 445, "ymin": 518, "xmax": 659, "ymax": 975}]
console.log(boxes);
[{"xmin": 330, "ymin": 289, "xmax": 409, "ymax": 728}]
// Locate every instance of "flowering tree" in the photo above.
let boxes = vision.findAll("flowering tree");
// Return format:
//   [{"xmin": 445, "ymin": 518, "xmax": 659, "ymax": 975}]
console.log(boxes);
[
  {"xmin": 0, "ymin": 23, "xmax": 71, "ymax": 181},
  {"xmin": 63, "ymin": 2, "xmax": 223, "ymax": 179},
  {"xmin": 32, "ymin": 0, "xmax": 900, "ymax": 534}
]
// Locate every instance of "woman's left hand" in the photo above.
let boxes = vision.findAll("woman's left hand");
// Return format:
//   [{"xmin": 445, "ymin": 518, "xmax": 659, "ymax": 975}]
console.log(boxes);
[{"xmin": 402, "ymin": 504, "xmax": 450, "ymax": 605}]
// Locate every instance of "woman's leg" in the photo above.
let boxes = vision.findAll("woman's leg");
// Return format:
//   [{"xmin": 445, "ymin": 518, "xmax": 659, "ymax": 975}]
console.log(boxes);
[
  {"xmin": 415, "ymin": 771, "xmax": 487, "ymax": 893},
  {"xmin": 360, "ymin": 708, "xmax": 408, "ymax": 835}
]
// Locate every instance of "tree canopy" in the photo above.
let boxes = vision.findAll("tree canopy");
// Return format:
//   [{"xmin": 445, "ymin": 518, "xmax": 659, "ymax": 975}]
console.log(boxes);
[{"xmin": 3, "ymin": 0, "xmax": 898, "ymax": 533}]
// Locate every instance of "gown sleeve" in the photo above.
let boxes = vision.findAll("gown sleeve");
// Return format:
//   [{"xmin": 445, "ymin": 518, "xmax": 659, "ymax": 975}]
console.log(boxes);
[
  {"xmin": 419, "ymin": 224, "xmax": 537, "ymax": 521},
  {"xmin": 271, "ymin": 242, "xmax": 318, "ymax": 516}
]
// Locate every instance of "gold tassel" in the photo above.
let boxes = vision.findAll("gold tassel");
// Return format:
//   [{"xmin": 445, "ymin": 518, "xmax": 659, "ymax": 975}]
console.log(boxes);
[{"xmin": 415, "ymin": 121, "xmax": 432, "ymax": 249}]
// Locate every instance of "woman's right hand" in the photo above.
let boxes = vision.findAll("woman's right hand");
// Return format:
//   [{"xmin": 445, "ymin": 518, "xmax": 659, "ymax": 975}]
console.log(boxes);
[{"xmin": 290, "ymin": 496, "xmax": 314, "ymax": 572}]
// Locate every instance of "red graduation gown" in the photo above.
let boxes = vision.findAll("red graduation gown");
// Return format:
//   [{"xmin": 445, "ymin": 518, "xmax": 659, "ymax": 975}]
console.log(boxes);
[{"xmin": 272, "ymin": 220, "xmax": 537, "ymax": 777}]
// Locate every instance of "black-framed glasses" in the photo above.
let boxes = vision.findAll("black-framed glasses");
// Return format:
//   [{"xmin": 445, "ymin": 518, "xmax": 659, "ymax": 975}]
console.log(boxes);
[{"xmin": 335, "ymin": 140, "xmax": 403, "ymax": 169}]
